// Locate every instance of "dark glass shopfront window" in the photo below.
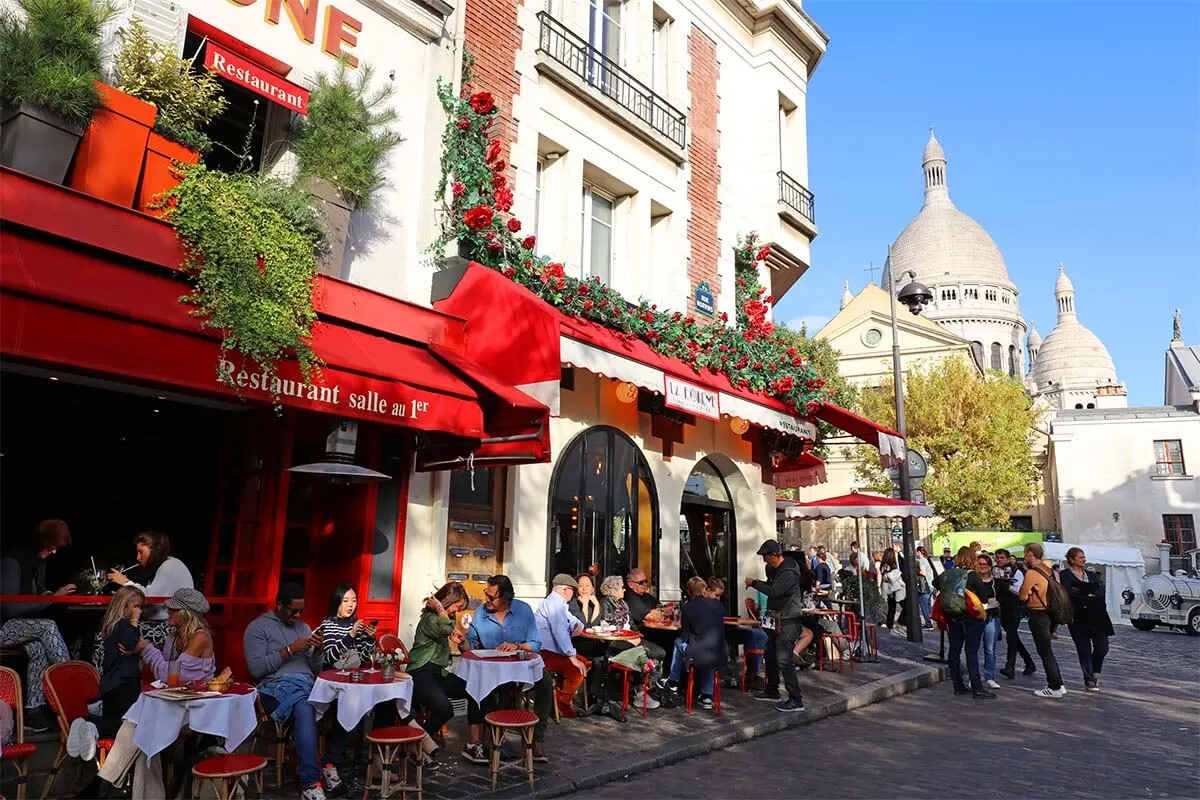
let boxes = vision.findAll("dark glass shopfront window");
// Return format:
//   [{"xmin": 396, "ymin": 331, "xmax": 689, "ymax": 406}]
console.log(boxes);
[{"xmin": 548, "ymin": 427, "xmax": 659, "ymax": 589}]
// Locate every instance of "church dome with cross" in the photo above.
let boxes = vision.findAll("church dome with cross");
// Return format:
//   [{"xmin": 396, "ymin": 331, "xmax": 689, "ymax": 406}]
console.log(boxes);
[{"xmin": 882, "ymin": 131, "xmax": 1029, "ymax": 377}]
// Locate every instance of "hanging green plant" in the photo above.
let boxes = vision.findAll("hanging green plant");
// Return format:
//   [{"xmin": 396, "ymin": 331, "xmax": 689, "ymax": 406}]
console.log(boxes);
[{"xmin": 159, "ymin": 164, "xmax": 324, "ymax": 400}]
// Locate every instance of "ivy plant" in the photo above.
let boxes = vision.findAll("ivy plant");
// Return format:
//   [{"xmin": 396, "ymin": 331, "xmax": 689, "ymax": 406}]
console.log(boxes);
[{"xmin": 160, "ymin": 165, "xmax": 325, "ymax": 400}]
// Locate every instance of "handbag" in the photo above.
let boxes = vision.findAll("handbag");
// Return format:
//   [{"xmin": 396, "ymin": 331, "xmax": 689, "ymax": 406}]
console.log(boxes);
[{"xmin": 965, "ymin": 590, "xmax": 987, "ymax": 621}]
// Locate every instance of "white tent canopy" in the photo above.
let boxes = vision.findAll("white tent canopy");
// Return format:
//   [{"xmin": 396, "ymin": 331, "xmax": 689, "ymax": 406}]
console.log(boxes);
[{"xmin": 1041, "ymin": 542, "xmax": 1145, "ymax": 626}]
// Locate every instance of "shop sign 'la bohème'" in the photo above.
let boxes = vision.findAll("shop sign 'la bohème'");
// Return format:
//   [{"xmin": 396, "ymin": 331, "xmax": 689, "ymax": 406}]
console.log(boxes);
[{"xmin": 664, "ymin": 375, "xmax": 720, "ymax": 421}]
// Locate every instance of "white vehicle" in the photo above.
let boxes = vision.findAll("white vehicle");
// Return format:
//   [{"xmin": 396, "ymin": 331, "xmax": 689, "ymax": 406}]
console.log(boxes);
[{"xmin": 1122, "ymin": 549, "xmax": 1200, "ymax": 635}]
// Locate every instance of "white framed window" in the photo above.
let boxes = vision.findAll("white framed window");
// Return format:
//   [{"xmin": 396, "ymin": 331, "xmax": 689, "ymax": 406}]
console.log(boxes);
[
  {"xmin": 582, "ymin": 186, "xmax": 615, "ymax": 284},
  {"xmin": 651, "ymin": 9, "xmax": 670, "ymax": 96},
  {"xmin": 589, "ymin": 0, "xmax": 622, "ymax": 64},
  {"xmin": 534, "ymin": 159, "xmax": 545, "ymax": 240}
]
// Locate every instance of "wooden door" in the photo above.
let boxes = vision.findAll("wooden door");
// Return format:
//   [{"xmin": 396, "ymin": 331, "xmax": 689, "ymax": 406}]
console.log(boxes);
[{"xmin": 445, "ymin": 468, "xmax": 507, "ymax": 606}]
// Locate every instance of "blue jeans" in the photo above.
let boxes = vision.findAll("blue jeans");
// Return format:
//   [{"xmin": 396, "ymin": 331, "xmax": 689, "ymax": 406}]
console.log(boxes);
[
  {"xmin": 262, "ymin": 693, "xmax": 321, "ymax": 788},
  {"xmin": 667, "ymin": 639, "xmax": 714, "ymax": 695},
  {"xmin": 947, "ymin": 617, "xmax": 986, "ymax": 692},
  {"xmin": 745, "ymin": 627, "xmax": 769, "ymax": 651},
  {"xmin": 918, "ymin": 593, "xmax": 932, "ymax": 626},
  {"xmin": 982, "ymin": 616, "xmax": 1002, "ymax": 682}
]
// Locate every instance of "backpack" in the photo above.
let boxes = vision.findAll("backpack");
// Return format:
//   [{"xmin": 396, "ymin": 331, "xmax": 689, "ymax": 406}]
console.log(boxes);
[
  {"xmin": 938, "ymin": 568, "xmax": 969, "ymax": 618},
  {"xmin": 1031, "ymin": 565, "xmax": 1075, "ymax": 626}
]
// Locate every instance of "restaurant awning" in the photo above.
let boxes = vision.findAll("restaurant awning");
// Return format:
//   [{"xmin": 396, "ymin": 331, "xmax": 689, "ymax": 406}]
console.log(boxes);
[
  {"xmin": 432, "ymin": 262, "xmax": 903, "ymax": 456},
  {"xmin": 783, "ymin": 491, "xmax": 934, "ymax": 520},
  {"xmin": 0, "ymin": 168, "xmax": 549, "ymax": 465}
]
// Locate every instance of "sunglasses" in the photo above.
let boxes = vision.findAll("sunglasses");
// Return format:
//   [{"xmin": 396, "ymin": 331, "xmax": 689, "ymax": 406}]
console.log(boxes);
[{"xmin": 630, "ymin": 579, "xmax": 648, "ymax": 586}]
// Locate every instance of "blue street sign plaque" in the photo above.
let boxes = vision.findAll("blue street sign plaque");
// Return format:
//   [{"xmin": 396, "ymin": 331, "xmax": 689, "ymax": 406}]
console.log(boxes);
[{"xmin": 694, "ymin": 282, "xmax": 715, "ymax": 316}]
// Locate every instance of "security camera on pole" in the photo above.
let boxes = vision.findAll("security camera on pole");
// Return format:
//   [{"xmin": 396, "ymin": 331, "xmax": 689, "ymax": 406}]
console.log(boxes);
[{"xmin": 886, "ymin": 248, "xmax": 933, "ymax": 643}]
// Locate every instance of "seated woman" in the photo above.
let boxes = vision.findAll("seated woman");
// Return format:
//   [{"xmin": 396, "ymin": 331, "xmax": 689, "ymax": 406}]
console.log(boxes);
[
  {"xmin": 97, "ymin": 532, "xmax": 194, "ymax": 669},
  {"xmin": 406, "ymin": 582, "xmax": 472, "ymax": 763},
  {"xmin": 96, "ymin": 586, "xmax": 146, "ymax": 737},
  {"xmin": 598, "ymin": 575, "xmax": 659, "ymax": 711},
  {"xmin": 660, "ymin": 578, "xmax": 727, "ymax": 709},
  {"xmin": 568, "ymin": 573, "xmax": 606, "ymax": 712},
  {"xmin": 89, "ymin": 588, "xmax": 215, "ymax": 799}
]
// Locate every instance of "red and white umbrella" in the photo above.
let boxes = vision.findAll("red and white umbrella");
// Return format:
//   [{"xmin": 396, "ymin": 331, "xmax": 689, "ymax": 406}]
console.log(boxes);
[{"xmin": 783, "ymin": 491, "xmax": 933, "ymax": 520}]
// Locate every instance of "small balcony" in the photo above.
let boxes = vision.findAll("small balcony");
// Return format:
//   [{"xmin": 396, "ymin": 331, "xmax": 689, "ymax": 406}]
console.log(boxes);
[
  {"xmin": 777, "ymin": 170, "xmax": 817, "ymax": 238},
  {"xmin": 535, "ymin": 11, "xmax": 686, "ymax": 159}
]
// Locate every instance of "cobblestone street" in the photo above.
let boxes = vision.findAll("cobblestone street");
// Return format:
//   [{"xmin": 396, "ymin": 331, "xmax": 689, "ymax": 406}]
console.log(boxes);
[{"xmin": 583, "ymin": 628, "xmax": 1200, "ymax": 800}]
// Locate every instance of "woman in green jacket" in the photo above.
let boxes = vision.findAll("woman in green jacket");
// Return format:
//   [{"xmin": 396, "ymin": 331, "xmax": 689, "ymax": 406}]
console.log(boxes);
[{"xmin": 408, "ymin": 581, "xmax": 470, "ymax": 744}]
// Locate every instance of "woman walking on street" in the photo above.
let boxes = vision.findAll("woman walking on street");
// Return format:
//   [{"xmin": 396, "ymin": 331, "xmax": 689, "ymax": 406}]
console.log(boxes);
[
  {"xmin": 880, "ymin": 549, "xmax": 906, "ymax": 632},
  {"xmin": 940, "ymin": 547, "xmax": 995, "ymax": 699},
  {"xmin": 975, "ymin": 553, "xmax": 1003, "ymax": 690},
  {"xmin": 1059, "ymin": 548, "xmax": 1113, "ymax": 691}
]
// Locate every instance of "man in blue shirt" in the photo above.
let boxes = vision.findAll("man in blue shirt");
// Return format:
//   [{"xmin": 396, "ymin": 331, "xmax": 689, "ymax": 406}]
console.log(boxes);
[
  {"xmin": 535, "ymin": 574, "xmax": 588, "ymax": 719},
  {"xmin": 461, "ymin": 575, "xmax": 554, "ymax": 763}
]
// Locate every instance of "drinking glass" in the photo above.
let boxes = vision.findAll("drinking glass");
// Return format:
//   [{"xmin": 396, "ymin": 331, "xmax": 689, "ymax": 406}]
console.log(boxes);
[
  {"xmin": 363, "ymin": 649, "xmax": 378, "ymax": 674},
  {"xmin": 167, "ymin": 672, "xmax": 180, "ymax": 688}
]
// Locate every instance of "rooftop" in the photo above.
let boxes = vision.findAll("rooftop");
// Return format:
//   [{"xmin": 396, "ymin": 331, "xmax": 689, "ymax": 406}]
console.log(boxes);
[{"xmin": 1054, "ymin": 406, "xmax": 1200, "ymax": 422}]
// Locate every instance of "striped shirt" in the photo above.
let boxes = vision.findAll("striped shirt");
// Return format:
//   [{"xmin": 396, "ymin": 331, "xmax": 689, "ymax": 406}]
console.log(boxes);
[{"xmin": 319, "ymin": 617, "xmax": 376, "ymax": 668}]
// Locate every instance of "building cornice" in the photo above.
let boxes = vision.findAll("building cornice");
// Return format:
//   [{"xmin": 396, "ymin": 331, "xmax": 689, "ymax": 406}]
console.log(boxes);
[{"xmin": 716, "ymin": 0, "xmax": 829, "ymax": 77}]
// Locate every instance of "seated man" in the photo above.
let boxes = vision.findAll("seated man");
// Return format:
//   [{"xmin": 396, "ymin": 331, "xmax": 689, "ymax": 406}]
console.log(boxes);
[
  {"xmin": 462, "ymin": 575, "xmax": 554, "ymax": 763},
  {"xmin": 660, "ymin": 578, "xmax": 727, "ymax": 709},
  {"xmin": 623, "ymin": 569, "xmax": 669, "ymax": 665},
  {"xmin": 243, "ymin": 583, "xmax": 333, "ymax": 800},
  {"xmin": 534, "ymin": 574, "xmax": 589, "ymax": 718},
  {"xmin": 0, "ymin": 519, "xmax": 74, "ymax": 733}
]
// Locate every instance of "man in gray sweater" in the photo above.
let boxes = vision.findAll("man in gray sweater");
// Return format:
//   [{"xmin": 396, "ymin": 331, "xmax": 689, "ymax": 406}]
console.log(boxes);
[{"xmin": 243, "ymin": 583, "xmax": 330, "ymax": 800}]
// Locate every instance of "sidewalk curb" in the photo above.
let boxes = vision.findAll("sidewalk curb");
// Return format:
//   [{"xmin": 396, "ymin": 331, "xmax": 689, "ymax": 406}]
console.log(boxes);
[{"xmin": 483, "ymin": 659, "xmax": 946, "ymax": 799}]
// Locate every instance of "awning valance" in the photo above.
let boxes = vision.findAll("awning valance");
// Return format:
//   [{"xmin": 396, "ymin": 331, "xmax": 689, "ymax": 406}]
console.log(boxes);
[
  {"xmin": 0, "ymin": 168, "xmax": 549, "ymax": 466},
  {"xmin": 783, "ymin": 492, "xmax": 933, "ymax": 520}
]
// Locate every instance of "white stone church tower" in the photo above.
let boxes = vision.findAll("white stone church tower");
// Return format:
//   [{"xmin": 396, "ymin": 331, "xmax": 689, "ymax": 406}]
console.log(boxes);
[{"xmin": 883, "ymin": 131, "xmax": 1028, "ymax": 376}]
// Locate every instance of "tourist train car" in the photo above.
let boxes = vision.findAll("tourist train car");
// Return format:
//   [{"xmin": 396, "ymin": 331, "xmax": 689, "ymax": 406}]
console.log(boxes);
[{"xmin": 1122, "ymin": 549, "xmax": 1200, "ymax": 635}]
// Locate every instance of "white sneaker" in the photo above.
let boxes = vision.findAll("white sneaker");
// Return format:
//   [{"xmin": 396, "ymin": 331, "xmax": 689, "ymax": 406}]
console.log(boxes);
[
  {"xmin": 1033, "ymin": 686, "xmax": 1066, "ymax": 699},
  {"xmin": 321, "ymin": 763, "xmax": 342, "ymax": 793},
  {"xmin": 985, "ymin": 679, "xmax": 1001, "ymax": 689},
  {"xmin": 633, "ymin": 690, "xmax": 661, "ymax": 710},
  {"xmin": 301, "ymin": 785, "xmax": 328, "ymax": 800},
  {"xmin": 66, "ymin": 718, "xmax": 98, "ymax": 761}
]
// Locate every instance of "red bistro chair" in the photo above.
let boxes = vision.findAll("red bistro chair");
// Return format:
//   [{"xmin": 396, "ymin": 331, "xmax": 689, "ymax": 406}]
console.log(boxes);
[
  {"xmin": 377, "ymin": 635, "xmax": 410, "ymax": 670},
  {"xmin": 40, "ymin": 661, "xmax": 113, "ymax": 800},
  {"xmin": 0, "ymin": 666, "xmax": 37, "ymax": 800},
  {"xmin": 684, "ymin": 666, "xmax": 721, "ymax": 716},
  {"xmin": 606, "ymin": 662, "xmax": 648, "ymax": 720},
  {"xmin": 818, "ymin": 611, "xmax": 859, "ymax": 674}
]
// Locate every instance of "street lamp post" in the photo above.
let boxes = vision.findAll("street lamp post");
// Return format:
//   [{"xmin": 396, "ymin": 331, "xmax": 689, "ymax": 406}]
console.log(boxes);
[{"xmin": 886, "ymin": 255, "xmax": 932, "ymax": 644}]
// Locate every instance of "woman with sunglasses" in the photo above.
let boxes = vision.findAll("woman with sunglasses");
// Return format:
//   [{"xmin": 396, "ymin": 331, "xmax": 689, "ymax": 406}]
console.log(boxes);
[{"xmin": 975, "ymin": 553, "xmax": 1004, "ymax": 690}]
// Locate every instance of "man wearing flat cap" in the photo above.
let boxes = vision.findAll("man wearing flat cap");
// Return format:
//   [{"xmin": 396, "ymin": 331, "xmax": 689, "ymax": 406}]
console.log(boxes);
[
  {"xmin": 535, "ymin": 574, "xmax": 589, "ymax": 720},
  {"xmin": 745, "ymin": 540, "xmax": 809, "ymax": 713}
]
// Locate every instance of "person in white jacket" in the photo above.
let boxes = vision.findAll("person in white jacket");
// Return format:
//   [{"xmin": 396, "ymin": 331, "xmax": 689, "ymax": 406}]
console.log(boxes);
[
  {"xmin": 915, "ymin": 545, "xmax": 943, "ymax": 630},
  {"xmin": 880, "ymin": 548, "xmax": 907, "ymax": 631}
]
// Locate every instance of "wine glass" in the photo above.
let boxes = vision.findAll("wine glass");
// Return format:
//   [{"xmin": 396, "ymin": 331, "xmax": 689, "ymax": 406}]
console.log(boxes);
[{"xmin": 363, "ymin": 646, "xmax": 378, "ymax": 674}]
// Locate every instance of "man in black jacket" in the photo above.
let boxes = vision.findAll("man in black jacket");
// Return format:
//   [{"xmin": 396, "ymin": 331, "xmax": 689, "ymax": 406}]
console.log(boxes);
[
  {"xmin": 746, "ymin": 540, "xmax": 809, "ymax": 712},
  {"xmin": 993, "ymin": 549, "xmax": 1036, "ymax": 678}
]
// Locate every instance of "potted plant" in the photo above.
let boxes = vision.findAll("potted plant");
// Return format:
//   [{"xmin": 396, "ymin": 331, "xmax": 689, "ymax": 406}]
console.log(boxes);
[
  {"xmin": 66, "ymin": 83, "xmax": 156, "ymax": 206},
  {"xmin": 0, "ymin": 0, "xmax": 111, "ymax": 184},
  {"xmin": 112, "ymin": 20, "xmax": 227, "ymax": 213},
  {"xmin": 290, "ymin": 61, "xmax": 403, "ymax": 277},
  {"xmin": 375, "ymin": 644, "xmax": 405, "ymax": 682}
]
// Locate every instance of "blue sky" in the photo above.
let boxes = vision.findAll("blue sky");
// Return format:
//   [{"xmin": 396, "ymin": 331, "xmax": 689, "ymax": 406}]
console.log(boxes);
[{"xmin": 778, "ymin": 1, "xmax": 1200, "ymax": 407}]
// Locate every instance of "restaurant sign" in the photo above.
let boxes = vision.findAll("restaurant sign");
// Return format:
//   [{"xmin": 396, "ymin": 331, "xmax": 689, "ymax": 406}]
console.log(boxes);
[
  {"xmin": 204, "ymin": 43, "xmax": 310, "ymax": 115},
  {"xmin": 664, "ymin": 375, "xmax": 720, "ymax": 421}
]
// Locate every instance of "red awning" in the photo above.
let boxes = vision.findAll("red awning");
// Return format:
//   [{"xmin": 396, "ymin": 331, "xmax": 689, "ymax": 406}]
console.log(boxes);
[
  {"xmin": 433, "ymin": 262, "xmax": 901, "ymax": 452},
  {"xmin": 783, "ymin": 492, "xmax": 934, "ymax": 520},
  {"xmin": 771, "ymin": 452, "xmax": 827, "ymax": 489},
  {"xmin": 0, "ymin": 169, "xmax": 548, "ymax": 463}
]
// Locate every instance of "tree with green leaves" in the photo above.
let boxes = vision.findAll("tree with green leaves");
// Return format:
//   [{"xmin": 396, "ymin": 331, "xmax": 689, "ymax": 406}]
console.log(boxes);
[{"xmin": 852, "ymin": 356, "xmax": 1040, "ymax": 531}]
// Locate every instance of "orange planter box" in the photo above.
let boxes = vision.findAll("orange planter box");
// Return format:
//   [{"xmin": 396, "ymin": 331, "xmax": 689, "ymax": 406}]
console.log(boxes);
[
  {"xmin": 67, "ymin": 82, "xmax": 156, "ymax": 207},
  {"xmin": 136, "ymin": 132, "xmax": 200, "ymax": 215}
]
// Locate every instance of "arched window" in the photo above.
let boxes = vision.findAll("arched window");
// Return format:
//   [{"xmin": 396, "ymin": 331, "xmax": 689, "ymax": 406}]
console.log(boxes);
[
  {"xmin": 1008, "ymin": 345, "xmax": 1018, "ymax": 377},
  {"xmin": 547, "ymin": 427, "xmax": 659, "ymax": 588},
  {"xmin": 971, "ymin": 341, "xmax": 984, "ymax": 371},
  {"xmin": 990, "ymin": 343, "xmax": 1002, "ymax": 371},
  {"xmin": 680, "ymin": 458, "xmax": 737, "ymax": 615}
]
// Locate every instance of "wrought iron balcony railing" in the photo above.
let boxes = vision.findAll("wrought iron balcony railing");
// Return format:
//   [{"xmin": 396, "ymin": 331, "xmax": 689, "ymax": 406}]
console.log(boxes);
[
  {"xmin": 536, "ymin": 12, "xmax": 686, "ymax": 149},
  {"xmin": 777, "ymin": 171, "xmax": 816, "ymax": 226}
]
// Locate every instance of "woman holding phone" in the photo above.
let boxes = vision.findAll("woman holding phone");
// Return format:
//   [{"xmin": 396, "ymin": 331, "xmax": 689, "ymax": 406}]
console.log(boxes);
[{"xmin": 320, "ymin": 584, "xmax": 378, "ymax": 670}]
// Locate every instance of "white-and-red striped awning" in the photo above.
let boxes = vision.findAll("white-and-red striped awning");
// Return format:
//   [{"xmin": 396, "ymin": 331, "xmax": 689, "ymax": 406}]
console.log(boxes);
[{"xmin": 783, "ymin": 491, "xmax": 933, "ymax": 520}]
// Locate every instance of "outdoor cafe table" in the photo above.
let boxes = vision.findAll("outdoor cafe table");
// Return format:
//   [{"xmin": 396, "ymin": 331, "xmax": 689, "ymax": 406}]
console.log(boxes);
[
  {"xmin": 575, "ymin": 629, "xmax": 641, "ymax": 721},
  {"xmin": 724, "ymin": 616, "xmax": 761, "ymax": 627},
  {"xmin": 125, "ymin": 682, "xmax": 258, "ymax": 758},
  {"xmin": 309, "ymin": 669, "xmax": 414, "ymax": 730},
  {"xmin": 453, "ymin": 650, "xmax": 544, "ymax": 704}
]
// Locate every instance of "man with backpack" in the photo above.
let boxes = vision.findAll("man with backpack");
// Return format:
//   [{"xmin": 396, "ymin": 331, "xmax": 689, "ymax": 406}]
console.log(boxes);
[{"xmin": 1020, "ymin": 542, "xmax": 1068, "ymax": 698}]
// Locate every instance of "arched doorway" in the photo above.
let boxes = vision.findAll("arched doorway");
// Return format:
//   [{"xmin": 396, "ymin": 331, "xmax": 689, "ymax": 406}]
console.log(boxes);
[
  {"xmin": 680, "ymin": 457, "xmax": 736, "ymax": 615},
  {"xmin": 547, "ymin": 427, "xmax": 659, "ymax": 590}
]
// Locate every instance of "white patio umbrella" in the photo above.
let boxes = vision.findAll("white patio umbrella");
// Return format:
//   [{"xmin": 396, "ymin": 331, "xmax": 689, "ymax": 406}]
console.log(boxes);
[{"xmin": 785, "ymin": 490, "xmax": 934, "ymax": 660}]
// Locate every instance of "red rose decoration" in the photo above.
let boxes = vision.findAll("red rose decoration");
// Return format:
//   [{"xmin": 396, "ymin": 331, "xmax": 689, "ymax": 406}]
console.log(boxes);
[
  {"xmin": 507, "ymin": 217, "xmax": 522, "ymax": 232},
  {"xmin": 486, "ymin": 241, "xmax": 503, "ymax": 253},
  {"xmin": 485, "ymin": 139, "xmax": 501, "ymax": 163},
  {"xmin": 522, "ymin": 235, "xmax": 536, "ymax": 250},
  {"xmin": 463, "ymin": 205, "xmax": 494, "ymax": 230},
  {"xmin": 494, "ymin": 187, "xmax": 514, "ymax": 212},
  {"xmin": 503, "ymin": 267, "xmax": 516, "ymax": 278},
  {"xmin": 469, "ymin": 92, "xmax": 496, "ymax": 114},
  {"xmin": 451, "ymin": 182, "xmax": 466, "ymax": 197},
  {"xmin": 492, "ymin": 160, "xmax": 507, "ymax": 174},
  {"xmin": 583, "ymin": 299, "xmax": 594, "ymax": 310},
  {"xmin": 756, "ymin": 246, "xmax": 771, "ymax": 261},
  {"xmin": 577, "ymin": 283, "xmax": 590, "ymax": 296},
  {"xmin": 456, "ymin": 116, "xmax": 471, "ymax": 130},
  {"xmin": 492, "ymin": 173, "xmax": 506, "ymax": 191}
]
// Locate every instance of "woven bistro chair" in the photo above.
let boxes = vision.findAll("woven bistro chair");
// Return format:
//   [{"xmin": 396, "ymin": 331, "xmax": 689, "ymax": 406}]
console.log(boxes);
[
  {"xmin": 0, "ymin": 666, "xmax": 37, "ymax": 800},
  {"xmin": 40, "ymin": 661, "xmax": 114, "ymax": 800}
]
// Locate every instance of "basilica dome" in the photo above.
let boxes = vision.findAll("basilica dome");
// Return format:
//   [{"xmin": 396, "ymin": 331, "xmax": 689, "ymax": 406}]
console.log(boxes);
[
  {"xmin": 885, "ymin": 131, "xmax": 1015, "ymax": 289},
  {"xmin": 1028, "ymin": 266, "xmax": 1120, "ymax": 394}
]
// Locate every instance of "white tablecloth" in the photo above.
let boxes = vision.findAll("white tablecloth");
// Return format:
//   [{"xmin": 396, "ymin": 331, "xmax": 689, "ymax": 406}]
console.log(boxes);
[
  {"xmin": 453, "ymin": 654, "xmax": 544, "ymax": 704},
  {"xmin": 124, "ymin": 689, "xmax": 258, "ymax": 758},
  {"xmin": 308, "ymin": 673, "xmax": 414, "ymax": 730}
]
